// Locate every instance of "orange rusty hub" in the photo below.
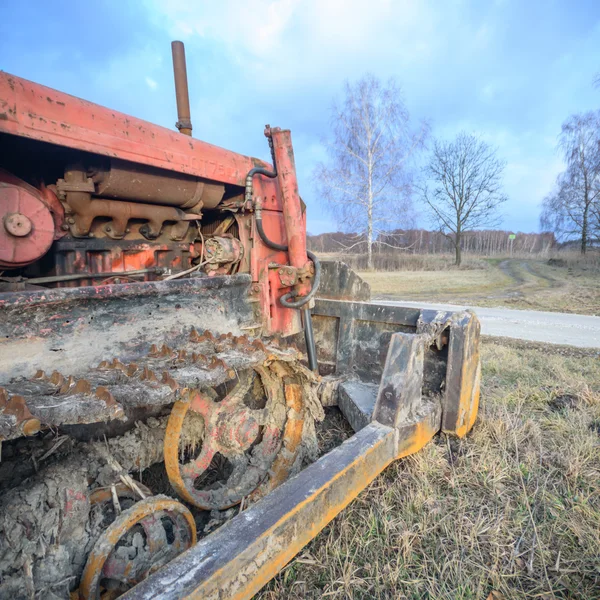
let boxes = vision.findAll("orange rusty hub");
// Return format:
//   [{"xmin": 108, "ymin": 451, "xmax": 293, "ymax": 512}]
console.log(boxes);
[
  {"xmin": 79, "ymin": 496, "xmax": 196, "ymax": 600},
  {"xmin": 165, "ymin": 368, "xmax": 305, "ymax": 511}
]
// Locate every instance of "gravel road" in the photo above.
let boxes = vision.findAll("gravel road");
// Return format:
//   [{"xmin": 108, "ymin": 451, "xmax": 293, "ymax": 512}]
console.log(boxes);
[{"xmin": 376, "ymin": 300, "xmax": 600, "ymax": 349}]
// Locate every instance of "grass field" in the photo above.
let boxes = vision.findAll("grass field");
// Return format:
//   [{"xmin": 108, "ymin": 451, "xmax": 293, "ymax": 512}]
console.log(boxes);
[
  {"xmin": 358, "ymin": 257, "xmax": 600, "ymax": 315},
  {"xmin": 257, "ymin": 340, "xmax": 600, "ymax": 599}
]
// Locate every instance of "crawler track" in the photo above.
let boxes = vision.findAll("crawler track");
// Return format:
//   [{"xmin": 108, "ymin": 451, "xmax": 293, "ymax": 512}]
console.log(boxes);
[
  {"xmin": 0, "ymin": 329, "xmax": 323, "ymax": 599},
  {"xmin": 0, "ymin": 329, "xmax": 303, "ymax": 442}
]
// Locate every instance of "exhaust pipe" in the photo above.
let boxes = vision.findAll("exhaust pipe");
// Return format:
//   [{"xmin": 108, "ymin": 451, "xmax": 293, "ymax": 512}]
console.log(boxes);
[{"xmin": 171, "ymin": 41, "xmax": 193, "ymax": 136}]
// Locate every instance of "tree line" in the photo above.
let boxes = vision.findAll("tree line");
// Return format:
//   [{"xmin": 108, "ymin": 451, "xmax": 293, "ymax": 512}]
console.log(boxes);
[
  {"xmin": 308, "ymin": 229, "xmax": 556, "ymax": 256},
  {"xmin": 314, "ymin": 74, "xmax": 599, "ymax": 268}
]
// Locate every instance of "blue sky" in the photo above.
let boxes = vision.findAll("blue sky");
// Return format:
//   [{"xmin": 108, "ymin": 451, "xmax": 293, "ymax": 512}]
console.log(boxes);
[{"xmin": 2, "ymin": 0, "xmax": 599, "ymax": 234}]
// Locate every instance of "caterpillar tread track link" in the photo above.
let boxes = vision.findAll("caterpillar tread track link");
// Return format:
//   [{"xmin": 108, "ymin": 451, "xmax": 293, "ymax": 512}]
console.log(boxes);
[{"xmin": 0, "ymin": 42, "xmax": 480, "ymax": 599}]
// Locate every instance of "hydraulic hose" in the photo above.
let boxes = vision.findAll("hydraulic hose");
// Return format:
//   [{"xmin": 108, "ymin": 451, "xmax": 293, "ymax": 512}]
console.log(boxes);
[
  {"xmin": 244, "ymin": 167, "xmax": 276, "ymax": 205},
  {"xmin": 302, "ymin": 306, "xmax": 318, "ymax": 372},
  {"xmin": 253, "ymin": 202, "xmax": 321, "ymax": 308},
  {"xmin": 279, "ymin": 250, "xmax": 321, "ymax": 309}
]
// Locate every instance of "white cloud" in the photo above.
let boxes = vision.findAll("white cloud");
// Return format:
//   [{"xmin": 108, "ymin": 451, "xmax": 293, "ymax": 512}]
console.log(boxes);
[
  {"xmin": 148, "ymin": 0, "xmax": 445, "ymax": 89},
  {"xmin": 145, "ymin": 76, "xmax": 158, "ymax": 90}
]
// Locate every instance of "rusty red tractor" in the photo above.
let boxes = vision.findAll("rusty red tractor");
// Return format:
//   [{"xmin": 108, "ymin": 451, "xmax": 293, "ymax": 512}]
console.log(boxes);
[{"xmin": 0, "ymin": 42, "xmax": 480, "ymax": 599}]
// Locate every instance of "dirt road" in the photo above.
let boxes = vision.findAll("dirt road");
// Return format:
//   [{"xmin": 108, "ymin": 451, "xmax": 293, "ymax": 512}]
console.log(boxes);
[{"xmin": 377, "ymin": 300, "xmax": 600, "ymax": 349}]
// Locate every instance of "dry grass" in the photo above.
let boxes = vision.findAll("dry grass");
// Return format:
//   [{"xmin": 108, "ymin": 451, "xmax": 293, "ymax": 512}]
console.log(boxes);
[
  {"xmin": 359, "ymin": 257, "xmax": 600, "ymax": 315},
  {"xmin": 257, "ymin": 341, "xmax": 600, "ymax": 600},
  {"xmin": 359, "ymin": 265, "xmax": 510, "ymax": 298}
]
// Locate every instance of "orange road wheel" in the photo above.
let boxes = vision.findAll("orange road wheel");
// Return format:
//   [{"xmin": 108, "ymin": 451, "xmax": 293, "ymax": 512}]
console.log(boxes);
[{"xmin": 79, "ymin": 496, "xmax": 196, "ymax": 600}]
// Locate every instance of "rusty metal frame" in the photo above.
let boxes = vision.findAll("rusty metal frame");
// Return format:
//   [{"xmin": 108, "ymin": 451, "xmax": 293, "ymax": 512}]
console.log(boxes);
[
  {"xmin": 0, "ymin": 72, "xmax": 311, "ymax": 338},
  {"xmin": 122, "ymin": 298, "xmax": 480, "ymax": 599}
]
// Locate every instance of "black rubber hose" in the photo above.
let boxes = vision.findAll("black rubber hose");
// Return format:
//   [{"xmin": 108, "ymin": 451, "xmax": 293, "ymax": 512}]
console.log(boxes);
[
  {"xmin": 255, "ymin": 213, "xmax": 288, "ymax": 252},
  {"xmin": 279, "ymin": 250, "xmax": 321, "ymax": 309},
  {"xmin": 302, "ymin": 307, "xmax": 318, "ymax": 372},
  {"xmin": 244, "ymin": 167, "xmax": 277, "ymax": 205}
]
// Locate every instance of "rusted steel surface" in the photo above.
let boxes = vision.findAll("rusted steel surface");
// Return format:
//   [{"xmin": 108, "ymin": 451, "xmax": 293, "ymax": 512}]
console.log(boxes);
[
  {"xmin": 164, "ymin": 365, "xmax": 307, "ymax": 510},
  {"xmin": 79, "ymin": 496, "xmax": 196, "ymax": 599},
  {"xmin": 442, "ymin": 311, "xmax": 481, "ymax": 437},
  {"xmin": 91, "ymin": 159, "xmax": 223, "ymax": 209},
  {"xmin": 171, "ymin": 41, "xmax": 193, "ymax": 136},
  {"xmin": 250, "ymin": 199, "xmax": 302, "ymax": 337},
  {"xmin": 65, "ymin": 191, "xmax": 192, "ymax": 240},
  {"xmin": 0, "ymin": 72, "xmax": 268, "ymax": 186},
  {"xmin": 267, "ymin": 126, "xmax": 311, "ymax": 297},
  {"xmin": 122, "ymin": 423, "xmax": 396, "ymax": 600},
  {"xmin": 42, "ymin": 237, "xmax": 196, "ymax": 287}
]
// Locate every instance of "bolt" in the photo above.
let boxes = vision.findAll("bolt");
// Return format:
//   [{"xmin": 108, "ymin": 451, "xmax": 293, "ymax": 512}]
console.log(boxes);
[
  {"xmin": 125, "ymin": 228, "xmax": 131, "ymax": 234},
  {"xmin": 4, "ymin": 213, "xmax": 32, "ymax": 237},
  {"xmin": 105, "ymin": 225, "xmax": 111, "ymax": 232},
  {"xmin": 61, "ymin": 223, "xmax": 70, "ymax": 231},
  {"xmin": 67, "ymin": 217, "xmax": 75, "ymax": 224}
]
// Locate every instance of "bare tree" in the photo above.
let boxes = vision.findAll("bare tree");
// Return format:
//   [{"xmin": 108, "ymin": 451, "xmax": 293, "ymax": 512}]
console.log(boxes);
[
  {"xmin": 540, "ymin": 111, "xmax": 600, "ymax": 253},
  {"xmin": 420, "ymin": 133, "xmax": 507, "ymax": 266},
  {"xmin": 314, "ymin": 75, "xmax": 428, "ymax": 270}
]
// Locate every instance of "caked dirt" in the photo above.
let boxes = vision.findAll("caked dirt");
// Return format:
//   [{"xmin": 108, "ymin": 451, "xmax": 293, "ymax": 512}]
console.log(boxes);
[{"xmin": 0, "ymin": 354, "xmax": 328, "ymax": 599}]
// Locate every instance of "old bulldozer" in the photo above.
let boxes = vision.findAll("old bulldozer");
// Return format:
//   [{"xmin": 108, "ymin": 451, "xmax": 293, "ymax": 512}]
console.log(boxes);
[{"xmin": 0, "ymin": 42, "xmax": 480, "ymax": 599}]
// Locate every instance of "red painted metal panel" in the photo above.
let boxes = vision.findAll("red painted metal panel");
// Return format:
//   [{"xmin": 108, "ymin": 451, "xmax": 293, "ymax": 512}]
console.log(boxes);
[
  {"xmin": 0, "ymin": 72, "xmax": 269, "ymax": 186},
  {"xmin": 269, "ymin": 127, "xmax": 310, "ymax": 297}
]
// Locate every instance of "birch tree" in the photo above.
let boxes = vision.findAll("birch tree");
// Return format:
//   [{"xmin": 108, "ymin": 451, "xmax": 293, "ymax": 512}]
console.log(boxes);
[
  {"xmin": 540, "ymin": 111, "xmax": 600, "ymax": 253},
  {"xmin": 421, "ymin": 133, "xmax": 507, "ymax": 266},
  {"xmin": 314, "ymin": 75, "xmax": 427, "ymax": 269}
]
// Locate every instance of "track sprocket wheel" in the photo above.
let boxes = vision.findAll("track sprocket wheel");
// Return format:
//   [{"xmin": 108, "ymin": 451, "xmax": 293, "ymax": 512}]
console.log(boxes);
[
  {"xmin": 164, "ymin": 363, "xmax": 305, "ymax": 510},
  {"xmin": 79, "ymin": 496, "xmax": 196, "ymax": 599}
]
